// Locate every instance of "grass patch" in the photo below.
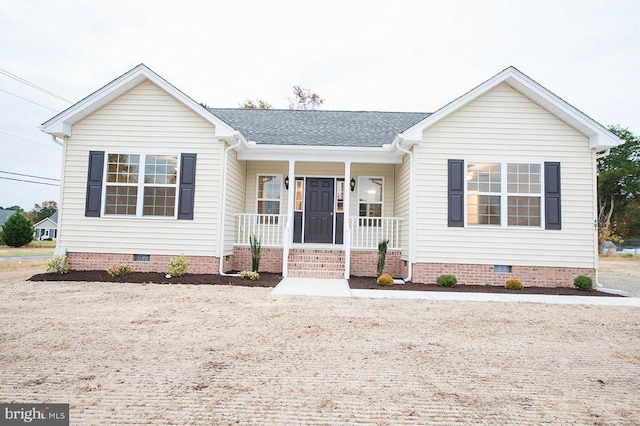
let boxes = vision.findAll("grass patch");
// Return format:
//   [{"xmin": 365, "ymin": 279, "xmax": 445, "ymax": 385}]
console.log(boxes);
[
  {"xmin": 0, "ymin": 258, "xmax": 46, "ymax": 273},
  {"xmin": 0, "ymin": 241, "xmax": 55, "ymax": 257},
  {"xmin": 599, "ymin": 254, "xmax": 640, "ymax": 261}
]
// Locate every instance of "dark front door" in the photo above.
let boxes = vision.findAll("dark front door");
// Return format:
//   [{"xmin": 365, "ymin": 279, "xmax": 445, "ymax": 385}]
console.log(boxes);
[{"xmin": 304, "ymin": 178, "xmax": 335, "ymax": 243}]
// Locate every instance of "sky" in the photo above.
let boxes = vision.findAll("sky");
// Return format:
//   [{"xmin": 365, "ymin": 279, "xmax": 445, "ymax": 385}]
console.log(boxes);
[{"xmin": 0, "ymin": 0, "xmax": 638, "ymax": 211}]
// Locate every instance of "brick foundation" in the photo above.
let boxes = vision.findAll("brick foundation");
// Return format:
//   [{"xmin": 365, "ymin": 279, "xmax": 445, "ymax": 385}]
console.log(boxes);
[
  {"xmin": 231, "ymin": 246, "xmax": 283, "ymax": 273},
  {"xmin": 67, "ymin": 252, "xmax": 220, "ymax": 274},
  {"xmin": 411, "ymin": 262, "xmax": 596, "ymax": 288},
  {"xmin": 350, "ymin": 250, "xmax": 403, "ymax": 278},
  {"xmin": 66, "ymin": 250, "xmax": 590, "ymax": 287}
]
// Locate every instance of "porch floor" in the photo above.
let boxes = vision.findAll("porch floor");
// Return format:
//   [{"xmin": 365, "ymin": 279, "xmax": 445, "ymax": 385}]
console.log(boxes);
[{"xmin": 271, "ymin": 277, "xmax": 351, "ymax": 297}]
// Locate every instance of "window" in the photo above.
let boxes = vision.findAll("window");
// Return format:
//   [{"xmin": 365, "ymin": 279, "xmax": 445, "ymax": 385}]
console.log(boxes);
[
  {"xmin": 294, "ymin": 179, "xmax": 303, "ymax": 212},
  {"xmin": 143, "ymin": 155, "xmax": 178, "ymax": 217},
  {"xmin": 507, "ymin": 163, "xmax": 541, "ymax": 227},
  {"xmin": 466, "ymin": 162, "xmax": 541, "ymax": 227},
  {"xmin": 467, "ymin": 163, "xmax": 501, "ymax": 225},
  {"xmin": 336, "ymin": 179, "xmax": 345, "ymax": 213},
  {"xmin": 104, "ymin": 153, "xmax": 178, "ymax": 217},
  {"xmin": 358, "ymin": 177, "xmax": 383, "ymax": 226},
  {"xmin": 105, "ymin": 154, "xmax": 140, "ymax": 215},
  {"xmin": 257, "ymin": 175, "xmax": 282, "ymax": 223}
]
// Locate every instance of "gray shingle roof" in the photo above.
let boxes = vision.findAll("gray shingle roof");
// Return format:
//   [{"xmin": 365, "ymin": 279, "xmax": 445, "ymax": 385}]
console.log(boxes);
[
  {"xmin": 208, "ymin": 109, "xmax": 430, "ymax": 147},
  {"xmin": 0, "ymin": 208, "xmax": 17, "ymax": 226}
]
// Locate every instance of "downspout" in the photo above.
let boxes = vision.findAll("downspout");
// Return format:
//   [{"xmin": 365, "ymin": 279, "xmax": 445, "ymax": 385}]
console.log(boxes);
[
  {"xmin": 52, "ymin": 135, "xmax": 65, "ymax": 255},
  {"xmin": 393, "ymin": 137, "xmax": 413, "ymax": 282},
  {"xmin": 50, "ymin": 135, "xmax": 63, "ymax": 147},
  {"xmin": 218, "ymin": 134, "xmax": 243, "ymax": 276}
]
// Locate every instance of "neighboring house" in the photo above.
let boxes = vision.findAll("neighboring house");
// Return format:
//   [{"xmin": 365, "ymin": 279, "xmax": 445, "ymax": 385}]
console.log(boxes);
[
  {"xmin": 33, "ymin": 211, "xmax": 58, "ymax": 240},
  {"xmin": 40, "ymin": 64, "xmax": 622, "ymax": 286}
]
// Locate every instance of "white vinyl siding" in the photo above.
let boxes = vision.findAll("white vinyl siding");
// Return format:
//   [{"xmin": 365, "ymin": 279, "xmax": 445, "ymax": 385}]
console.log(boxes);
[
  {"xmin": 414, "ymin": 82, "xmax": 595, "ymax": 268},
  {"xmin": 394, "ymin": 152, "xmax": 411, "ymax": 260},
  {"xmin": 223, "ymin": 148, "xmax": 246, "ymax": 255},
  {"xmin": 58, "ymin": 80, "xmax": 223, "ymax": 256}
]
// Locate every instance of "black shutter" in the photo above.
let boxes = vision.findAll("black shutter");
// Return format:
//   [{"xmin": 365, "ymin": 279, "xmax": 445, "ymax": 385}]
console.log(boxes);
[
  {"xmin": 448, "ymin": 159, "xmax": 465, "ymax": 227},
  {"xmin": 178, "ymin": 153, "xmax": 197, "ymax": 220},
  {"xmin": 85, "ymin": 151, "xmax": 105, "ymax": 217},
  {"xmin": 544, "ymin": 162, "xmax": 561, "ymax": 230}
]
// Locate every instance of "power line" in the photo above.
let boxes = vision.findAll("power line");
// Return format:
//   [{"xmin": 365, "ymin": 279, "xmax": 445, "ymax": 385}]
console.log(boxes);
[
  {"xmin": 0, "ymin": 68, "xmax": 72, "ymax": 103},
  {"xmin": 0, "ymin": 176, "xmax": 59, "ymax": 187},
  {"xmin": 0, "ymin": 170, "xmax": 59, "ymax": 182},
  {"xmin": 0, "ymin": 88, "xmax": 59, "ymax": 112},
  {"xmin": 0, "ymin": 130, "xmax": 61, "ymax": 150}
]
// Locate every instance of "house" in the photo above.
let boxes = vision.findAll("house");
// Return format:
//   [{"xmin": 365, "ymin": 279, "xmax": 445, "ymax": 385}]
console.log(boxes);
[
  {"xmin": 33, "ymin": 211, "xmax": 58, "ymax": 240},
  {"xmin": 40, "ymin": 64, "xmax": 622, "ymax": 286}
]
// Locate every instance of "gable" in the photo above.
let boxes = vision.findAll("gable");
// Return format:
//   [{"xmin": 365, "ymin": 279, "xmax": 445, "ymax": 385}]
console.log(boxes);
[
  {"xmin": 402, "ymin": 67, "xmax": 622, "ymax": 151},
  {"xmin": 75, "ymin": 80, "xmax": 216, "ymax": 138},
  {"xmin": 426, "ymin": 82, "xmax": 587, "ymax": 145},
  {"xmin": 40, "ymin": 64, "xmax": 236, "ymax": 139}
]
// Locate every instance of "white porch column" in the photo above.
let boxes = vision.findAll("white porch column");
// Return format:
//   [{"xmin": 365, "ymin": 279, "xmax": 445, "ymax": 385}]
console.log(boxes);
[
  {"xmin": 343, "ymin": 161, "xmax": 351, "ymax": 279},
  {"xmin": 282, "ymin": 160, "xmax": 296, "ymax": 277}
]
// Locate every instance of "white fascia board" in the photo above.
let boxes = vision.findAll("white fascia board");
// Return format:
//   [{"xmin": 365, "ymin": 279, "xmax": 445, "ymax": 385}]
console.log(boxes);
[
  {"xmin": 401, "ymin": 67, "xmax": 623, "ymax": 151},
  {"xmin": 236, "ymin": 144, "xmax": 404, "ymax": 164},
  {"xmin": 40, "ymin": 64, "xmax": 236, "ymax": 138},
  {"xmin": 33, "ymin": 218, "xmax": 55, "ymax": 228}
]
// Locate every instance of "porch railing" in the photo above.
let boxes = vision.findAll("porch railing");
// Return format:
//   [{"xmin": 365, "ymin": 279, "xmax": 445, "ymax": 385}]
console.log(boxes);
[
  {"xmin": 236, "ymin": 214, "xmax": 288, "ymax": 246},
  {"xmin": 235, "ymin": 214, "xmax": 401, "ymax": 249},
  {"xmin": 349, "ymin": 217, "xmax": 401, "ymax": 250}
]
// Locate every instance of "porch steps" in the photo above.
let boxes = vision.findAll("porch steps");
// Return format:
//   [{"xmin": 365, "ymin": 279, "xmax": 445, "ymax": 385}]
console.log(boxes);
[{"xmin": 287, "ymin": 248, "xmax": 345, "ymax": 279}]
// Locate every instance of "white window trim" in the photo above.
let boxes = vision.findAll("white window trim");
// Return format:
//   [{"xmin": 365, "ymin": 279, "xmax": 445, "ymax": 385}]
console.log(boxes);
[
  {"xmin": 255, "ymin": 173, "xmax": 283, "ymax": 224},
  {"xmin": 465, "ymin": 161, "xmax": 544, "ymax": 229},
  {"xmin": 102, "ymin": 152, "xmax": 180, "ymax": 219},
  {"xmin": 357, "ymin": 176, "xmax": 384, "ymax": 217}
]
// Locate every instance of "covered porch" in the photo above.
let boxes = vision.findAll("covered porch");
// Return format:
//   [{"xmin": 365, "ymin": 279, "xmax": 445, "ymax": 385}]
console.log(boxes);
[{"xmin": 224, "ymin": 155, "xmax": 410, "ymax": 279}]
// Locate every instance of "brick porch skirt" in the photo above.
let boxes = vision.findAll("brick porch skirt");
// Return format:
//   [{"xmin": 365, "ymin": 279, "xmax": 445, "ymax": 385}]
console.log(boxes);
[
  {"xmin": 67, "ymin": 252, "xmax": 220, "ymax": 274},
  {"xmin": 411, "ymin": 263, "xmax": 596, "ymax": 288},
  {"xmin": 231, "ymin": 247, "xmax": 283, "ymax": 273}
]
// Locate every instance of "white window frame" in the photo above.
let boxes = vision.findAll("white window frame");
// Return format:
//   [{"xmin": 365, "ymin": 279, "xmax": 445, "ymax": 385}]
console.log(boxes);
[
  {"xmin": 357, "ymin": 176, "xmax": 384, "ymax": 227},
  {"xmin": 102, "ymin": 152, "xmax": 180, "ymax": 219},
  {"xmin": 465, "ymin": 161, "xmax": 544, "ymax": 229},
  {"xmin": 255, "ymin": 174, "xmax": 283, "ymax": 224}
]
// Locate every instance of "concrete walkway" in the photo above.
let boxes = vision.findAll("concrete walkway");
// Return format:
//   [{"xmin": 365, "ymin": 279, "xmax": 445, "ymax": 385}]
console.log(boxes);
[{"xmin": 271, "ymin": 277, "xmax": 640, "ymax": 307}]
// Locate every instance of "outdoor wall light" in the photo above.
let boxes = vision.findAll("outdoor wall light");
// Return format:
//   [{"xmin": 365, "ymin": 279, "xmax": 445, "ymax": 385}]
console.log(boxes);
[
  {"xmin": 284, "ymin": 176, "xmax": 289, "ymax": 190},
  {"xmin": 350, "ymin": 178, "xmax": 356, "ymax": 192}
]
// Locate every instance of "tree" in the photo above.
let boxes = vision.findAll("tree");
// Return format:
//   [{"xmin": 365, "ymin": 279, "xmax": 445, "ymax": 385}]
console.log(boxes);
[
  {"xmin": 240, "ymin": 99, "xmax": 273, "ymax": 109},
  {"xmin": 1, "ymin": 211, "xmax": 33, "ymax": 247},
  {"xmin": 288, "ymin": 86, "xmax": 324, "ymax": 110},
  {"xmin": 3, "ymin": 205, "xmax": 24, "ymax": 213},
  {"xmin": 597, "ymin": 126, "xmax": 640, "ymax": 246},
  {"xmin": 29, "ymin": 201, "xmax": 58, "ymax": 224}
]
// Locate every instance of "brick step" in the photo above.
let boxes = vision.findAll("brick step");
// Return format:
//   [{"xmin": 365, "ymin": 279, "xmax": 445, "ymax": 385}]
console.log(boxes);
[
  {"xmin": 287, "ymin": 269, "xmax": 345, "ymax": 279},
  {"xmin": 287, "ymin": 249, "xmax": 345, "ymax": 278},
  {"xmin": 287, "ymin": 262, "xmax": 344, "ymax": 271}
]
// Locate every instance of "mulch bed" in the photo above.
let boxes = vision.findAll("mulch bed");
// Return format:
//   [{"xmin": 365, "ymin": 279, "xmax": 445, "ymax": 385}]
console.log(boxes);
[
  {"xmin": 28, "ymin": 271, "xmax": 282, "ymax": 287},
  {"xmin": 28, "ymin": 270, "xmax": 620, "ymax": 297},
  {"xmin": 348, "ymin": 276, "xmax": 620, "ymax": 297}
]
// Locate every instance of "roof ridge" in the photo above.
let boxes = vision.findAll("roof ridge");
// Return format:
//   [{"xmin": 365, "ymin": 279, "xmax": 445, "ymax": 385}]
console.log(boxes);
[{"xmin": 208, "ymin": 107, "xmax": 431, "ymax": 114}]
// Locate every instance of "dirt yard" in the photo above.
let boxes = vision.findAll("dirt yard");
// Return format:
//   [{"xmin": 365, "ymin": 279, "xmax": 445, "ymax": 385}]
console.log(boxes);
[{"xmin": 0, "ymin": 259, "xmax": 639, "ymax": 424}]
